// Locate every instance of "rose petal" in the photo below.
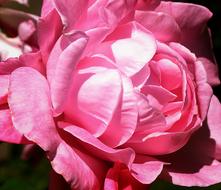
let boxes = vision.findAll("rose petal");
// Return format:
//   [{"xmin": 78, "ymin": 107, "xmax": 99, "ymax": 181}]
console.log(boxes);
[
  {"xmin": 104, "ymin": 163, "xmax": 148, "ymax": 190},
  {"xmin": 208, "ymin": 96, "xmax": 221, "ymax": 160},
  {"xmin": 127, "ymin": 129, "xmax": 194, "ymax": 155},
  {"xmin": 135, "ymin": 10, "xmax": 181, "ymax": 42},
  {"xmin": 0, "ymin": 109, "xmax": 28, "ymax": 144},
  {"xmin": 135, "ymin": 92, "xmax": 167, "ymax": 134},
  {"xmin": 0, "ymin": 57, "xmax": 23, "ymax": 75},
  {"xmin": 99, "ymin": 75, "xmax": 138, "ymax": 147},
  {"xmin": 50, "ymin": 33, "xmax": 88, "ymax": 115},
  {"xmin": 0, "ymin": 75, "xmax": 9, "ymax": 104},
  {"xmin": 161, "ymin": 123, "xmax": 221, "ymax": 187},
  {"xmin": 8, "ymin": 67, "xmax": 60, "ymax": 151},
  {"xmin": 59, "ymin": 122, "xmax": 135, "ymax": 168},
  {"xmin": 111, "ymin": 22, "xmax": 157, "ymax": 76},
  {"xmin": 53, "ymin": 0, "xmax": 88, "ymax": 30},
  {"xmin": 65, "ymin": 69, "xmax": 122, "ymax": 137},
  {"xmin": 38, "ymin": 9, "xmax": 63, "ymax": 64},
  {"xmin": 131, "ymin": 161, "xmax": 163, "ymax": 184},
  {"xmin": 51, "ymin": 141, "xmax": 106, "ymax": 190},
  {"xmin": 156, "ymin": 2, "xmax": 214, "ymax": 61},
  {"xmin": 197, "ymin": 57, "xmax": 220, "ymax": 86},
  {"xmin": 195, "ymin": 60, "xmax": 213, "ymax": 120}
]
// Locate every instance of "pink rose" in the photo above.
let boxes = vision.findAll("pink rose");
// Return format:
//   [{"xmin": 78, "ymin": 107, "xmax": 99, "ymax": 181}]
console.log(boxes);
[{"xmin": 1, "ymin": 0, "xmax": 221, "ymax": 189}]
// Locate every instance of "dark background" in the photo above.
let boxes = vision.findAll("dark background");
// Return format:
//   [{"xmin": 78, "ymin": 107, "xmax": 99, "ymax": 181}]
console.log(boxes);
[{"xmin": 0, "ymin": 0, "xmax": 220, "ymax": 189}]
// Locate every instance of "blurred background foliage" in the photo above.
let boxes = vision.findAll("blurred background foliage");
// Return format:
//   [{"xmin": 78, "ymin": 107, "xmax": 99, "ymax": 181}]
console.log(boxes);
[{"xmin": 0, "ymin": 0, "xmax": 220, "ymax": 189}]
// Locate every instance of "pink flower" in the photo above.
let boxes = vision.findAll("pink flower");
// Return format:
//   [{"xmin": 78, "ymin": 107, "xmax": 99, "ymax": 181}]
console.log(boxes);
[{"xmin": 1, "ymin": 0, "xmax": 221, "ymax": 189}]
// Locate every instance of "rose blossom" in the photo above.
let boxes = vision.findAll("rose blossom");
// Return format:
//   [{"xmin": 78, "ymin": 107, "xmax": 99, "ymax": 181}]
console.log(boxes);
[{"xmin": 0, "ymin": 0, "xmax": 221, "ymax": 189}]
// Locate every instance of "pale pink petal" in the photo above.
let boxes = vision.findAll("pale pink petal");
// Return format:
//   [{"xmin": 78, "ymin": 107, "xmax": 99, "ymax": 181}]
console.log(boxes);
[
  {"xmin": 38, "ymin": 9, "xmax": 62, "ymax": 64},
  {"xmin": 135, "ymin": 92, "xmax": 167, "ymax": 134},
  {"xmin": 99, "ymin": 75, "xmax": 138, "ymax": 147},
  {"xmin": 77, "ymin": 69, "xmax": 121, "ymax": 127},
  {"xmin": 51, "ymin": 141, "xmax": 107, "ymax": 190},
  {"xmin": 131, "ymin": 64, "xmax": 150, "ymax": 88},
  {"xmin": 59, "ymin": 122, "xmax": 135, "ymax": 168},
  {"xmin": 50, "ymin": 33, "xmax": 88, "ymax": 115},
  {"xmin": 111, "ymin": 22, "xmax": 156, "ymax": 76},
  {"xmin": 8, "ymin": 67, "xmax": 60, "ymax": 151},
  {"xmin": 142, "ymin": 85, "xmax": 177, "ymax": 109},
  {"xmin": 131, "ymin": 161, "xmax": 163, "ymax": 184},
  {"xmin": 0, "ymin": 75, "xmax": 9, "ymax": 104},
  {"xmin": 168, "ymin": 160, "xmax": 221, "ymax": 187},
  {"xmin": 84, "ymin": 27, "xmax": 111, "ymax": 56},
  {"xmin": 208, "ymin": 96, "xmax": 221, "ymax": 160},
  {"xmin": 0, "ymin": 109, "xmax": 29, "ymax": 144},
  {"xmin": 65, "ymin": 69, "xmax": 122, "ymax": 137},
  {"xmin": 135, "ymin": 10, "xmax": 181, "ymax": 42}
]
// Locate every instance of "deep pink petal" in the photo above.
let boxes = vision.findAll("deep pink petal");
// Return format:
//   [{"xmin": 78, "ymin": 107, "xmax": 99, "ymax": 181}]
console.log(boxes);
[
  {"xmin": 19, "ymin": 51, "xmax": 45, "ymax": 75},
  {"xmin": 208, "ymin": 96, "xmax": 221, "ymax": 160},
  {"xmin": 156, "ymin": 2, "xmax": 214, "ymax": 61},
  {"xmin": 0, "ymin": 57, "xmax": 23, "ymax": 75},
  {"xmin": 135, "ymin": 10, "xmax": 181, "ymax": 42},
  {"xmin": 51, "ymin": 141, "xmax": 107, "ymax": 190},
  {"xmin": 0, "ymin": 75, "xmax": 9, "ymax": 104},
  {"xmin": 59, "ymin": 122, "xmax": 135, "ymax": 168},
  {"xmin": 161, "ymin": 123, "xmax": 221, "ymax": 187},
  {"xmin": 38, "ymin": 9, "xmax": 63, "ymax": 64},
  {"xmin": 8, "ymin": 67, "xmax": 60, "ymax": 151},
  {"xmin": 197, "ymin": 57, "xmax": 220, "ymax": 86},
  {"xmin": 99, "ymin": 75, "xmax": 138, "ymax": 147},
  {"xmin": 0, "ymin": 109, "xmax": 29, "ymax": 144},
  {"xmin": 127, "ymin": 128, "xmax": 195, "ymax": 155},
  {"xmin": 53, "ymin": 0, "xmax": 88, "ymax": 30},
  {"xmin": 195, "ymin": 60, "xmax": 213, "ymax": 120},
  {"xmin": 104, "ymin": 163, "xmax": 148, "ymax": 190}
]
